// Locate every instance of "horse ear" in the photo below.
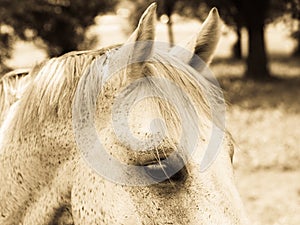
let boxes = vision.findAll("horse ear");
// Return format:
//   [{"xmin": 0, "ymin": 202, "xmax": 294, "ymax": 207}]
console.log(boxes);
[
  {"xmin": 170, "ymin": 8, "xmax": 221, "ymax": 65},
  {"xmin": 125, "ymin": 3, "xmax": 157, "ymax": 62}
]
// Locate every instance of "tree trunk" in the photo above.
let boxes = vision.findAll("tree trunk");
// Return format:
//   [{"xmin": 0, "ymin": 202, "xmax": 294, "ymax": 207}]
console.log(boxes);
[
  {"xmin": 163, "ymin": 0, "xmax": 176, "ymax": 46},
  {"xmin": 293, "ymin": 20, "xmax": 300, "ymax": 56},
  {"xmin": 167, "ymin": 17, "xmax": 174, "ymax": 45},
  {"xmin": 233, "ymin": 26, "xmax": 242, "ymax": 59},
  {"xmin": 245, "ymin": 22, "xmax": 270, "ymax": 79},
  {"xmin": 293, "ymin": 39, "xmax": 300, "ymax": 56},
  {"xmin": 241, "ymin": 0, "xmax": 271, "ymax": 80}
]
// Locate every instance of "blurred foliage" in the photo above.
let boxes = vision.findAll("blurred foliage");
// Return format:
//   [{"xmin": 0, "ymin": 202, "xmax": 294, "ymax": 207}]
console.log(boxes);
[
  {"xmin": 127, "ymin": 0, "xmax": 165, "ymax": 28},
  {"xmin": 0, "ymin": 0, "xmax": 118, "ymax": 71},
  {"xmin": 0, "ymin": 26, "xmax": 14, "ymax": 74},
  {"xmin": 128, "ymin": 0, "xmax": 298, "ymax": 27},
  {"xmin": 128, "ymin": 0, "xmax": 299, "ymax": 80}
]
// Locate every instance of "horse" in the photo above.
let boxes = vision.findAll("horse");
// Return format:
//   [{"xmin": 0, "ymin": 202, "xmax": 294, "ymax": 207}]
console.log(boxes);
[
  {"xmin": 0, "ymin": 3, "xmax": 250, "ymax": 225},
  {"xmin": 0, "ymin": 69, "xmax": 32, "ymax": 125}
]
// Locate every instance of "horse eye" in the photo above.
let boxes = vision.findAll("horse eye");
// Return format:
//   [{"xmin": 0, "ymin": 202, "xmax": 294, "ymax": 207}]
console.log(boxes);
[{"xmin": 144, "ymin": 159, "xmax": 187, "ymax": 183}]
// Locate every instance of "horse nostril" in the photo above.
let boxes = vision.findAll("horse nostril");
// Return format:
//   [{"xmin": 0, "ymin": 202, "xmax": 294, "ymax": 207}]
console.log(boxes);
[
  {"xmin": 169, "ymin": 166, "xmax": 187, "ymax": 182},
  {"xmin": 143, "ymin": 157, "xmax": 187, "ymax": 183}
]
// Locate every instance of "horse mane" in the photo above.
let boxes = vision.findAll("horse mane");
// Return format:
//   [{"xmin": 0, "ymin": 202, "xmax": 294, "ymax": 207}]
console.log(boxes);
[
  {"xmin": 0, "ymin": 69, "xmax": 31, "ymax": 125},
  {"xmin": 6, "ymin": 47, "xmax": 117, "ymax": 140},
  {"xmin": 74, "ymin": 46, "xmax": 224, "ymax": 142},
  {"xmin": 6, "ymin": 44, "xmax": 223, "ymax": 144}
]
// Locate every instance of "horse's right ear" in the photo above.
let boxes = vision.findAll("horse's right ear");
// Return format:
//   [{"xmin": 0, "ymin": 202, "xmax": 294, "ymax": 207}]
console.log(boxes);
[
  {"xmin": 170, "ymin": 8, "xmax": 221, "ymax": 65},
  {"xmin": 125, "ymin": 3, "xmax": 157, "ymax": 63}
]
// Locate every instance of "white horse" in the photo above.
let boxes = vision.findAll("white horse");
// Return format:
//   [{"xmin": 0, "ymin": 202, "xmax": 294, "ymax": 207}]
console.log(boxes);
[
  {"xmin": 0, "ymin": 4, "xmax": 249, "ymax": 224},
  {"xmin": 0, "ymin": 69, "xmax": 32, "ymax": 125}
]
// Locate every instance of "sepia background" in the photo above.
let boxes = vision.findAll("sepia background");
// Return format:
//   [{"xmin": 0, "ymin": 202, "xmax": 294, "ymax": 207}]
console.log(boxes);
[{"xmin": 1, "ymin": 0, "xmax": 299, "ymax": 224}]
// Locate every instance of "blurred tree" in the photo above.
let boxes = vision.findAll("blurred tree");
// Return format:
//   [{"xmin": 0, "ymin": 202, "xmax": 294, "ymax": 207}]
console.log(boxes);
[
  {"xmin": 128, "ymin": 0, "xmax": 274, "ymax": 79},
  {"xmin": 292, "ymin": 20, "xmax": 300, "ymax": 56},
  {"xmin": 183, "ymin": 0, "xmax": 299, "ymax": 79},
  {"xmin": 0, "ymin": 24, "xmax": 14, "ymax": 74},
  {"xmin": 163, "ymin": 0, "xmax": 178, "ymax": 45},
  {"xmin": 0, "ymin": 0, "xmax": 118, "ymax": 69},
  {"xmin": 239, "ymin": 0, "xmax": 271, "ymax": 79},
  {"xmin": 184, "ymin": 0, "xmax": 271, "ymax": 79},
  {"xmin": 127, "ymin": 0, "xmax": 172, "ymax": 41},
  {"xmin": 175, "ymin": 0, "xmax": 244, "ymax": 59},
  {"xmin": 288, "ymin": 0, "xmax": 300, "ymax": 56},
  {"xmin": 267, "ymin": 0, "xmax": 300, "ymax": 55}
]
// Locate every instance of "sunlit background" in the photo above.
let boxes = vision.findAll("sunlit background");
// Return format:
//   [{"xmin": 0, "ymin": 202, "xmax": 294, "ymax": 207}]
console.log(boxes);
[{"xmin": 1, "ymin": 0, "xmax": 299, "ymax": 224}]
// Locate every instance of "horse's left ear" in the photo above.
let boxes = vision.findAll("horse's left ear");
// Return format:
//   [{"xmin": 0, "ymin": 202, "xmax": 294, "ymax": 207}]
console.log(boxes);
[
  {"xmin": 125, "ymin": 3, "xmax": 157, "ymax": 62},
  {"xmin": 170, "ymin": 8, "xmax": 221, "ymax": 65}
]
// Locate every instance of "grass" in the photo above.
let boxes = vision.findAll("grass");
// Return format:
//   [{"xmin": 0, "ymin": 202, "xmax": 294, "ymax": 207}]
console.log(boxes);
[{"xmin": 210, "ymin": 57, "xmax": 300, "ymax": 225}]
